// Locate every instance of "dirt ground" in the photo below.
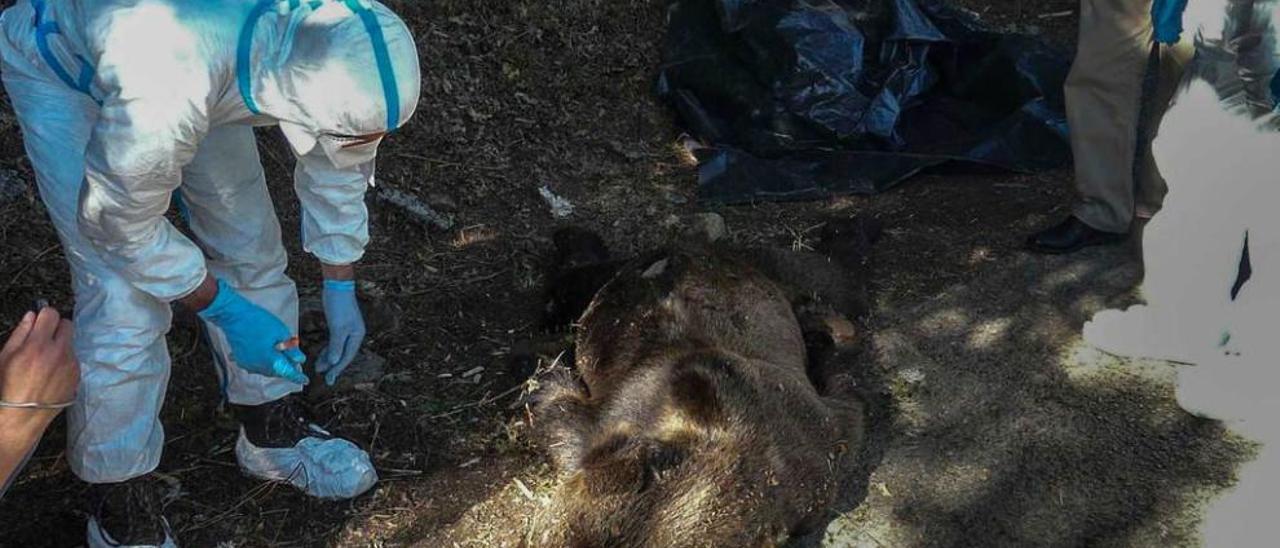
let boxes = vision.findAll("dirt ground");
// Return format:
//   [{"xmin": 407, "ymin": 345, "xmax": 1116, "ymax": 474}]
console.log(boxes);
[{"xmin": 0, "ymin": 0, "xmax": 1255, "ymax": 546}]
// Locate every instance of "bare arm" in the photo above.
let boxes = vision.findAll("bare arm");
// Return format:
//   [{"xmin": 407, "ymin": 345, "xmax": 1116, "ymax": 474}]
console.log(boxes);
[
  {"xmin": 0, "ymin": 308, "xmax": 78, "ymax": 495},
  {"xmin": 321, "ymin": 263, "xmax": 356, "ymax": 281},
  {"xmin": 176, "ymin": 273, "xmax": 219, "ymax": 312}
]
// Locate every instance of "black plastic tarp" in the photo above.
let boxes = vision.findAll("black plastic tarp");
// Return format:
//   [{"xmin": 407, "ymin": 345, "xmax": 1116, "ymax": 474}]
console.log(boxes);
[{"xmin": 657, "ymin": 0, "xmax": 1073, "ymax": 203}]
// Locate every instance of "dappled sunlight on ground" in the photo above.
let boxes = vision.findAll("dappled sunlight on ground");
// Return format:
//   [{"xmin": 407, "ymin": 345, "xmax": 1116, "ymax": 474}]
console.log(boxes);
[{"xmin": 821, "ymin": 246, "xmax": 1252, "ymax": 547}]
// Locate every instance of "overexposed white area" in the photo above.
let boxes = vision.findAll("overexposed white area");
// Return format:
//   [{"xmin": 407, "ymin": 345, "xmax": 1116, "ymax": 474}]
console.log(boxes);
[
  {"xmin": 1083, "ymin": 79, "xmax": 1277, "ymax": 366},
  {"xmin": 1084, "ymin": 35, "xmax": 1280, "ymax": 547}
]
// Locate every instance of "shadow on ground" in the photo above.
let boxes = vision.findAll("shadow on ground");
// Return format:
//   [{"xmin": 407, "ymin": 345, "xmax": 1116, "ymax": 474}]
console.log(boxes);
[{"xmin": 823, "ymin": 245, "xmax": 1254, "ymax": 547}]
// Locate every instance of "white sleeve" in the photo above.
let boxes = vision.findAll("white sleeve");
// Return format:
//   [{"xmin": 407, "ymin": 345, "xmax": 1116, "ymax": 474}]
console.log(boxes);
[
  {"xmin": 293, "ymin": 147, "xmax": 372, "ymax": 266},
  {"xmin": 78, "ymin": 95, "xmax": 210, "ymax": 302},
  {"xmin": 75, "ymin": 8, "xmax": 214, "ymax": 301}
]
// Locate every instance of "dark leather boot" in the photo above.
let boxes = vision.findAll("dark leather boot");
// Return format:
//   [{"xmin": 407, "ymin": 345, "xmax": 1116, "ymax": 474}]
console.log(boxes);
[{"xmin": 1026, "ymin": 216, "xmax": 1126, "ymax": 254}]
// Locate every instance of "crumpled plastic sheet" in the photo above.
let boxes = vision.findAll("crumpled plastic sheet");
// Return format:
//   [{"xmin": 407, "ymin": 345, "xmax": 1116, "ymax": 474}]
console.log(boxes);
[
  {"xmin": 658, "ymin": 0, "xmax": 1073, "ymax": 203},
  {"xmin": 236, "ymin": 428, "xmax": 378, "ymax": 500}
]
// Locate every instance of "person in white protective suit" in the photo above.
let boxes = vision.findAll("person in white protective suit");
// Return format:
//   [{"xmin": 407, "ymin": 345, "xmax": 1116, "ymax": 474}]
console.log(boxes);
[
  {"xmin": 1082, "ymin": 0, "xmax": 1280, "ymax": 546},
  {"xmin": 0, "ymin": 0, "xmax": 420, "ymax": 545}
]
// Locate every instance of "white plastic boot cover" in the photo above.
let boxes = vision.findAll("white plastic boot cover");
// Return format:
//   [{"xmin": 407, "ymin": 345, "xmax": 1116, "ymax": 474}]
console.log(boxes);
[{"xmin": 235, "ymin": 427, "xmax": 377, "ymax": 500}]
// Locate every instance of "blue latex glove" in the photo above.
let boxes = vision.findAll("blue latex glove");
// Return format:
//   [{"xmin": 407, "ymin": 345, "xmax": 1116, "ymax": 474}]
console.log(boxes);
[
  {"xmin": 1152, "ymin": 0, "xmax": 1189, "ymax": 45},
  {"xmin": 197, "ymin": 279, "xmax": 309, "ymax": 385},
  {"xmin": 316, "ymin": 279, "xmax": 366, "ymax": 386}
]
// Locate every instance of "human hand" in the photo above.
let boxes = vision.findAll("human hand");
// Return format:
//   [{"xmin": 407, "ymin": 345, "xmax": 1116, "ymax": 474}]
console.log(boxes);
[
  {"xmin": 317, "ymin": 279, "xmax": 366, "ymax": 386},
  {"xmin": 0, "ymin": 308, "xmax": 78, "ymax": 430},
  {"xmin": 197, "ymin": 279, "xmax": 309, "ymax": 385}
]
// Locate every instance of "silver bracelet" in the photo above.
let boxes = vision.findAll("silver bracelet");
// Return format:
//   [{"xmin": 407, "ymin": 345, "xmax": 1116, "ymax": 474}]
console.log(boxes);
[{"xmin": 0, "ymin": 400, "xmax": 75, "ymax": 410}]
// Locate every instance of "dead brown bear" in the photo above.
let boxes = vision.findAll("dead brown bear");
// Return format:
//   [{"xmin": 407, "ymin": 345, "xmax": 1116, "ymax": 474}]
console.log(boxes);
[{"xmin": 523, "ymin": 219, "xmax": 879, "ymax": 548}]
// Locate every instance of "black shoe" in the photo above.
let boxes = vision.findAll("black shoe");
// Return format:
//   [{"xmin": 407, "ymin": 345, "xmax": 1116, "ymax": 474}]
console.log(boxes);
[
  {"xmin": 87, "ymin": 475, "xmax": 173, "ymax": 546},
  {"xmin": 233, "ymin": 396, "xmax": 331, "ymax": 449},
  {"xmin": 1026, "ymin": 216, "xmax": 1126, "ymax": 254}
]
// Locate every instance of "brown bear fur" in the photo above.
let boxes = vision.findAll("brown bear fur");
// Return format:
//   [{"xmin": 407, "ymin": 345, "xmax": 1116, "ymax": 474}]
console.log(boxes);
[{"xmin": 525, "ymin": 219, "xmax": 878, "ymax": 548}]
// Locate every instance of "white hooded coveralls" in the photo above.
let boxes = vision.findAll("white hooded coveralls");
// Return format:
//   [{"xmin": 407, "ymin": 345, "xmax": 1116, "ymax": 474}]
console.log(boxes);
[{"xmin": 0, "ymin": 0, "xmax": 420, "ymax": 483}]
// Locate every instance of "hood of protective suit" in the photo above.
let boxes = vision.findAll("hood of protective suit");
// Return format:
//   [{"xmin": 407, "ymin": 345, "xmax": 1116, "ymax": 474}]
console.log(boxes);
[{"xmin": 239, "ymin": 0, "xmax": 421, "ymax": 158}]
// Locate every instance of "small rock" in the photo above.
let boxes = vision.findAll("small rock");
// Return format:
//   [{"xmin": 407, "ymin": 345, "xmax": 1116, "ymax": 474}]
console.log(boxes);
[
  {"xmin": 538, "ymin": 186, "xmax": 575, "ymax": 219},
  {"xmin": 342, "ymin": 351, "xmax": 387, "ymax": 385},
  {"xmin": 683, "ymin": 212, "xmax": 727, "ymax": 243},
  {"xmin": 660, "ymin": 214, "xmax": 682, "ymax": 229},
  {"xmin": 306, "ymin": 350, "xmax": 388, "ymax": 398},
  {"xmin": 664, "ymin": 191, "xmax": 689, "ymax": 205}
]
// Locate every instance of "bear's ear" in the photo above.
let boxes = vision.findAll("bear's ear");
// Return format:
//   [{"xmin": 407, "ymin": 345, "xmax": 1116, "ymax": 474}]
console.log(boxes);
[
  {"xmin": 580, "ymin": 433, "xmax": 648, "ymax": 496},
  {"xmin": 579, "ymin": 433, "xmax": 693, "ymax": 496},
  {"xmin": 667, "ymin": 353, "xmax": 751, "ymax": 430},
  {"xmin": 669, "ymin": 366, "xmax": 722, "ymax": 427}
]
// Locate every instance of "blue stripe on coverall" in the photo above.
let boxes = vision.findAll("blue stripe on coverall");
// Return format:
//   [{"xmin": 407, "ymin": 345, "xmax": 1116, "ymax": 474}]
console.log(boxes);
[
  {"xmin": 30, "ymin": 0, "xmax": 100, "ymax": 104},
  {"xmin": 237, "ymin": 0, "xmax": 401, "ymax": 132}
]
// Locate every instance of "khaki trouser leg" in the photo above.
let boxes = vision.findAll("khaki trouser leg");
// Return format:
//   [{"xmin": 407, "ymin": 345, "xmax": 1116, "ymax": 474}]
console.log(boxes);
[
  {"xmin": 1068, "ymin": 0, "xmax": 1191, "ymax": 233},
  {"xmin": 1135, "ymin": 41, "xmax": 1195, "ymax": 219}
]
